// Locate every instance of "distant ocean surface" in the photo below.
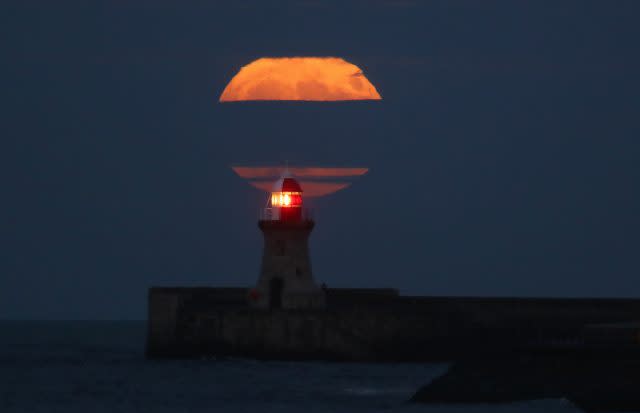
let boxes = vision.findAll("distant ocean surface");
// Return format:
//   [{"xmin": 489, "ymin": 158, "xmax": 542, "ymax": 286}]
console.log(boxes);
[{"xmin": 0, "ymin": 321, "xmax": 582, "ymax": 413}]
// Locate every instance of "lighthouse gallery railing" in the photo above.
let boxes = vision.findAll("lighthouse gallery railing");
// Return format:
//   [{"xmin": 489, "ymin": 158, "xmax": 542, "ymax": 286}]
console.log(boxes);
[{"xmin": 259, "ymin": 207, "xmax": 314, "ymax": 221}]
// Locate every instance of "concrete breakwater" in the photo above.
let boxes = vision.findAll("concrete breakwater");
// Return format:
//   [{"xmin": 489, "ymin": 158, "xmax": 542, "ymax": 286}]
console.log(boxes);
[{"xmin": 147, "ymin": 287, "xmax": 640, "ymax": 361}]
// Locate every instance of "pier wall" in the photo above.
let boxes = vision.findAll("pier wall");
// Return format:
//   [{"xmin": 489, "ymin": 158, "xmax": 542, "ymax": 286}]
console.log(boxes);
[{"xmin": 147, "ymin": 287, "xmax": 640, "ymax": 361}]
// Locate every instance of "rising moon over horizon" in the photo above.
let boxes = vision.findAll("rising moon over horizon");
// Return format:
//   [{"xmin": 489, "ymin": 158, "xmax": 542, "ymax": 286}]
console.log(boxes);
[{"xmin": 219, "ymin": 57, "xmax": 382, "ymax": 102}]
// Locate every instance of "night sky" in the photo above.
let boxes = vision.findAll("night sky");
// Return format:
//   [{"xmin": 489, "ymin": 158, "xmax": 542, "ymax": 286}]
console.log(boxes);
[{"xmin": 2, "ymin": 1, "xmax": 639, "ymax": 319}]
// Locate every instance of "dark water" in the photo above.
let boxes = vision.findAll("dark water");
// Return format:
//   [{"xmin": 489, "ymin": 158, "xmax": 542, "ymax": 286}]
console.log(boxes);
[{"xmin": 0, "ymin": 321, "xmax": 580, "ymax": 412}]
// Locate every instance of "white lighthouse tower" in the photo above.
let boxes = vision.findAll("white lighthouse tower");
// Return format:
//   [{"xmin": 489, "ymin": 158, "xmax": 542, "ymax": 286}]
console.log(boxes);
[{"xmin": 250, "ymin": 172, "xmax": 326, "ymax": 309}]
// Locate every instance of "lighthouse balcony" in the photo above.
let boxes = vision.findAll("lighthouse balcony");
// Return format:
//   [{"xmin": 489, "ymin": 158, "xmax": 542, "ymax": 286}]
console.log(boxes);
[{"xmin": 259, "ymin": 207, "xmax": 314, "ymax": 222}]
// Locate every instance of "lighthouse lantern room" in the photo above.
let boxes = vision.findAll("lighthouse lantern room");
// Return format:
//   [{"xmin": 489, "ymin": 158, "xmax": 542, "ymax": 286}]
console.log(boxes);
[{"xmin": 265, "ymin": 176, "xmax": 304, "ymax": 221}]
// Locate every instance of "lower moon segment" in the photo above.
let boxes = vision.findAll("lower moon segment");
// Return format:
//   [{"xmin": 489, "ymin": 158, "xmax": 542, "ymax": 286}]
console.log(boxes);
[{"xmin": 231, "ymin": 166, "xmax": 368, "ymax": 198}]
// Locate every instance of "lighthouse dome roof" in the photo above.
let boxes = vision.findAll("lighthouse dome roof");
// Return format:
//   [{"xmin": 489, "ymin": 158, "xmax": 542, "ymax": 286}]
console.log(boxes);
[{"xmin": 272, "ymin": 174, "xmax": 303, "ymax": 193}]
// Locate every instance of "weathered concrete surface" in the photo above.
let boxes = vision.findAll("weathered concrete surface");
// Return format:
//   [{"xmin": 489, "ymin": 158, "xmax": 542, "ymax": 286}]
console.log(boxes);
[
  {"xmin": 146, "ymin": 287, "xmax": 247, "ymax": 357},
  {"xmin": 411, "ymin": 355, "xmax": 640, "ymax": 412},
  {"xmin": 146, "ymin": 288, "xmax": 640, "ymax": 361}
]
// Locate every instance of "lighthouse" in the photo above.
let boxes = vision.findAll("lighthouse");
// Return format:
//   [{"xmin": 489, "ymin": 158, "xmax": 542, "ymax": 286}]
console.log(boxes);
[{"xmin": 250, "ymin": 172, "xmax": 325, "ymax": 309}]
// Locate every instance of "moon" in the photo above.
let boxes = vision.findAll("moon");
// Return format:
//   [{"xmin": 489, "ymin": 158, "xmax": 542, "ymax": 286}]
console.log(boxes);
[
  {"xmin": 231, "ymin": 166, "xmax": 369, "ymax": 197},
  {"xmin": 220, "ymin": 57, "xmax": 382, "ymax": 102}
]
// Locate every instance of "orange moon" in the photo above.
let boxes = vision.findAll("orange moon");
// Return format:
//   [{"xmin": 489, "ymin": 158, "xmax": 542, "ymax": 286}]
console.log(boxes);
[{"xmin": 219, "ymin": 57, "xmax": 382, "ymax": 102}]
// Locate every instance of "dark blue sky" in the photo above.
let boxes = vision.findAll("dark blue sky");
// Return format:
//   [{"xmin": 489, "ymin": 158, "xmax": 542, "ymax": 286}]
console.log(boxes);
[{"xmin": 2, "ymin": 1, "xmax": 639, "ymax": 319}]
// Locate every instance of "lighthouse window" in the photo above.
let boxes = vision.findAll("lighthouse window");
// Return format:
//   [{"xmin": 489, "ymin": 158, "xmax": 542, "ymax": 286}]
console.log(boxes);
[
  {"xmin": 271, "ymin": 192, "xmax": 302, "ymax": 207},
  {"xmin": 275, "ymin": 240, "xmax": 286, "ymax": 256}
]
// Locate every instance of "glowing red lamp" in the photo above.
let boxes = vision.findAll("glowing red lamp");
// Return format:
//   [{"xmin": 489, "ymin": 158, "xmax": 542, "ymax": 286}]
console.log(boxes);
[{"xmin": 268, "ymin": 176, "xmax": 304, "ymax": 221}]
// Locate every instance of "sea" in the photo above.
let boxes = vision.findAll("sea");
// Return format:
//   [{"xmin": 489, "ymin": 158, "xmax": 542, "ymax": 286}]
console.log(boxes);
[{"xmin": 0, "ymin": 321, "xmax": 583, "ymax": 413}]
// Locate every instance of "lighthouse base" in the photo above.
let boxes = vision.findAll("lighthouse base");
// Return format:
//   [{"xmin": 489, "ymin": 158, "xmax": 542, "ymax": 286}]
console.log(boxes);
[{"xmin": 146, "ymin": 287, "xmax": 640, "ymax": 361}]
